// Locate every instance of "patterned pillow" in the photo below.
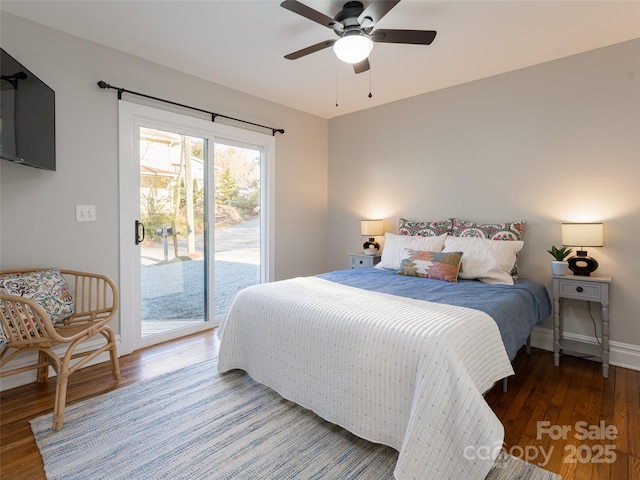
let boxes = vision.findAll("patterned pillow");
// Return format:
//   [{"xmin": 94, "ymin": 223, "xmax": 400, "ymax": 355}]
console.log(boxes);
[
  {"xmin": 0, "ymin": 268, "xmax": 74, "ymax": 324},
  {"xmin": 0, "ymin": 320, "xmax": 8, "ymax": 348},
  {"xmin": 452, "ymin": 218, "xmax": 526, "ymax": 276},
  {"xmin": 398, "ymin": 218, "xmax": 453, "ymax": 237},
  {"xmin": 451, "ymin": 218, "xmax": 526, "ymax": 241},
  {"xmin": 397, "ymin": 249, "xmax": 463, "ymax": 283}
]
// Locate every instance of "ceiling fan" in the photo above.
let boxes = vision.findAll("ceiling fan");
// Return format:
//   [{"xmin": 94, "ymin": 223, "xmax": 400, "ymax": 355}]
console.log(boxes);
[{"xmin": 281, "ymin": 0, "xmax": 437, "ymax": 74}]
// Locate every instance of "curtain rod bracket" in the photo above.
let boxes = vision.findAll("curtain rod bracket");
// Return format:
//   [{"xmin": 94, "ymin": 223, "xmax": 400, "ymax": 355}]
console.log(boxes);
[{"xmin": 96, "ymin": 80, "xmax": 284, "ymax": 136}]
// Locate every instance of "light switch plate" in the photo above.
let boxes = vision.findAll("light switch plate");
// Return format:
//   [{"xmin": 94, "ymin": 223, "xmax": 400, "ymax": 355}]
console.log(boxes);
[{"xmin": 76, "ymin": 205, "xmax": 96, "ymax": 222}]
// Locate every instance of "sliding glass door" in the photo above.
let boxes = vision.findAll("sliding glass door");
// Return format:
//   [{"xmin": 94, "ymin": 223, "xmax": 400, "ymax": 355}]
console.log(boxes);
[
  {"xmin": 118, "ymin": 101, "xmax": 274, "ymax": 354},
  {"xmin": 212, "ymin": 142, "xmax": 262, "ymax": 319},
  {"xmin": 138, "ymin": 127, "xmax": 209, "ymax": 337}
]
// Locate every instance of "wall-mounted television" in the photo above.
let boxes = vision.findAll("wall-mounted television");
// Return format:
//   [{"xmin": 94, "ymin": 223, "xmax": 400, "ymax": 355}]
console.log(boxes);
[{"xmin": 1, "ymin": 48, "xmax": 56, "ymax": 171}]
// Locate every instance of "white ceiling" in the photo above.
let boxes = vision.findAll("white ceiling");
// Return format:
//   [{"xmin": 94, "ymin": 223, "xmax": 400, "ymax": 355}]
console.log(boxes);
[{"xmin": 2, "ymin": 1, "xmax": 639, "ymax": 119}]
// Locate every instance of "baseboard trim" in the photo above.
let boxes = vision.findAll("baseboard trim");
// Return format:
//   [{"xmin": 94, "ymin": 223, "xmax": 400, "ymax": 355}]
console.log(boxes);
[
  {"xmin": 0, "ymin": 336, "xmax": 122, "ymax": 392},
  {"xmin": 530, "ymin": 326, "xmax": 640, "ymax": 372}
]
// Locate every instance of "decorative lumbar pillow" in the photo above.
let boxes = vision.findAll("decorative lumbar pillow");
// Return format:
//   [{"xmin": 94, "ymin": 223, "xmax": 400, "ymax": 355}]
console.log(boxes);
[
  {"xmin": 442, "ymin": 236, "xmax": 524, "ymax": 285},
  {"xmin": 0, "ymin": 268, "xmax": 74, "ymax": 324},
  {"xmin": 376, "ymin": 232, "xmax": 448, "ymax": 270},
  {"xmin": 398, "ymin": 249, "xmax": 463, "ymax": 282},
  {"xmin": 398, "ymin": 218, "xmax": 453, "ymax": 237}
]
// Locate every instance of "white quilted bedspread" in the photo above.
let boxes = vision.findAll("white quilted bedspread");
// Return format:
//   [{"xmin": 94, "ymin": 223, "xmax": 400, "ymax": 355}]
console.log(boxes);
[{"xmin": 217, "ymin": 277, "xmax": 514, "ymax": 480}]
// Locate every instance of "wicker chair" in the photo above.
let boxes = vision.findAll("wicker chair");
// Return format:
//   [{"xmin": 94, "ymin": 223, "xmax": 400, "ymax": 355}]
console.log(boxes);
[{"xmin": 0, "ymin": 268, "xmax": 121, "ymax": 430}]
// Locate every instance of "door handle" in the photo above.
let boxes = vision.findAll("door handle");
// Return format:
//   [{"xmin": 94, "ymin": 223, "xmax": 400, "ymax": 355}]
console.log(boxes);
[{"xmin": 135, "ymin": 220, "xmax": 145, "ymax": 245}]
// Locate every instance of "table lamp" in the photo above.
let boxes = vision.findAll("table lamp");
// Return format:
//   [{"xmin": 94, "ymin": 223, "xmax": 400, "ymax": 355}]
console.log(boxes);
[
  {"xmin": 561, "ymin": 222, "xmax": 604, "ymax": 276},
  {"xmin": 361, "ymin": 220, "xmax": 383, "ymax": 255}
]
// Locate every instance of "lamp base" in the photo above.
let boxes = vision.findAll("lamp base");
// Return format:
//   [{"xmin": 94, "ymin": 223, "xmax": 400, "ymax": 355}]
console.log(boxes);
[
  {"xmin": 363, "ymin": 238, "xmax": 380, "ymax": 255},
  {"xmin": 567, "ymin": 251, "xmax": 598, "ymax": 276}
]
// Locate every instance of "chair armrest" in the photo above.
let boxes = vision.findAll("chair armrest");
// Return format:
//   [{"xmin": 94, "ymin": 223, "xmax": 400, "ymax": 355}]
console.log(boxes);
[
  {"xmin": 58, "ymin": 270, "xmax": 119, "ymax": 330},
  {"xmin": 0, "ymin": 293, "xmax": 61, "ymax": 344}
]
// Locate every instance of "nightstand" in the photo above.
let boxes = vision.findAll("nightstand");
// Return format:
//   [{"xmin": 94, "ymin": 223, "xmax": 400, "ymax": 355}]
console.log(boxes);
[
  {"xmin": 349, "ymin": 253, "xmax": 381, "ymax": 269},
  {"xmin": 552, "ymin": 274, "xmax": 612, "ymax": 377}
]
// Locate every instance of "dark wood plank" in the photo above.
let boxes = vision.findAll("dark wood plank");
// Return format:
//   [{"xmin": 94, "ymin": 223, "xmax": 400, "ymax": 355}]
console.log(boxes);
[{"xmin": 485, "ymin": 348, "xmax": 639, "ymax": 479}]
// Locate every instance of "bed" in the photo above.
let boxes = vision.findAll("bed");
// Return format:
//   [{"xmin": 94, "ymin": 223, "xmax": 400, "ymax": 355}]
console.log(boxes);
[{"xmin": 217, "ymin": 218, "xmax": 552, "ymax": 479}]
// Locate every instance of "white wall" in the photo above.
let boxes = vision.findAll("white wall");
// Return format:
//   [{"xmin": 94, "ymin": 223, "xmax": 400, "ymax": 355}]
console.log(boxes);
[
  {"xmin": 327, "ymin": 39, "xmax": 640, "ymax": 367},
  {"xmin": 0, "ymin": 13, "xmax": 329, "ymax": 337}
]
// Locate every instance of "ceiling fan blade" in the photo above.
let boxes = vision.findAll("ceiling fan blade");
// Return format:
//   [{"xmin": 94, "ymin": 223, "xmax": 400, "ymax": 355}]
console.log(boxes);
[
  {"xmin": 371, "ymin": 29, "xmax": 437, "ymax": 45},
  {"xmin": 353, "ymin": 58, "xmax": 370, "ymax": 74},
  {"xmin": 284, "ymin": 39, "xmax": 337, "ymax": 60},
  {"xmin": 280, "ymin": 0, "xmax": 343, "ymax": 31},
  {"xmin": 359, "ymin": 0, "xmax": 401, "ymax": 27}
]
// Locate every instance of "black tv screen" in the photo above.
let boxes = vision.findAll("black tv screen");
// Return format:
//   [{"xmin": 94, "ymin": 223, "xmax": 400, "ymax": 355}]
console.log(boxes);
[{"xmin": 1, "ymin": 48, "xmax": 56, "ymax": 171}]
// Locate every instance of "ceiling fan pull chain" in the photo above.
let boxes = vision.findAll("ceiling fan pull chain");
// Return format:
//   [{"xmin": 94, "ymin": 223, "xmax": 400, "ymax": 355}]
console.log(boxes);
[
  {"xmin": 335, "ymin": 61, "xmax": 339, "ymax": 107},
  {"xmin": 368, "ymin": 62, "xmax": 373, "ymax": 98}
]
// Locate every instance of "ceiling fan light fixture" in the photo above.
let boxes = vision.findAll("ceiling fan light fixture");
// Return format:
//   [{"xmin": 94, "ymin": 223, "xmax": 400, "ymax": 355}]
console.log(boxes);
[{"xmin": 333, "ymin": 34, "xmax": 373, "ymax": 64}]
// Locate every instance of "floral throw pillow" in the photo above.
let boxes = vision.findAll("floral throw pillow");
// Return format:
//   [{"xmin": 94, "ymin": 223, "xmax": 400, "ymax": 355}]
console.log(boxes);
[
  {"xmin": 397, "ymin": 249, "xmax": 463, "ymax": 283},
  {"xmin": 0, "ymin": 268, "xmax": 74, "ymax": 324},
  {"xmin": 451, "ymin": 218, "xmax": 526, "ymax": 241},
  {"xmin": 0, "ymin": 321, "xmax": 8, "ymax": 348},
  {"xmin": 398, "ymin": 218, "xmax": 453, "ymax": 237}
]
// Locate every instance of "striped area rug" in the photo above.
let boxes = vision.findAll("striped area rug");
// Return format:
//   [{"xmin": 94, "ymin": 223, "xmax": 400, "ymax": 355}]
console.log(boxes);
[{"xmin": 31, "ymin": 360, "xmax": 560, "ymax": 480}]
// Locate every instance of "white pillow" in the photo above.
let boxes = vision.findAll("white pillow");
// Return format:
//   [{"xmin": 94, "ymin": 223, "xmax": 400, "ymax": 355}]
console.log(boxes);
[
  {"xmin": 376, "ymin": 232, "xmax": 448, "ymax": 270},
  {"xmin": 442, "ymin": 236, "xmax": 524, "ymax": 285}
]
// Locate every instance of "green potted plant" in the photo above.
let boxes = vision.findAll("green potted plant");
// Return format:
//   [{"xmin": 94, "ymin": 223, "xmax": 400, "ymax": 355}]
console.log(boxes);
[{"xmin": 547, "ymin": 245, "xmax": 573, "ymax": 275}]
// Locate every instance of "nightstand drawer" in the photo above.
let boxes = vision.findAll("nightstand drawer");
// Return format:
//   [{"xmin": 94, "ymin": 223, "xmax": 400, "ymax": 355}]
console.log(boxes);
[
  {"xmin": 557, "ymin": 279, "xmax": 603, "ymax": 301},
  {"xmin": 349, "ymin": 253, "xmax": 381, "ymax": 269},
  {"xmin": 351, "ymin": 257, "xmax": 367, "ymax": 268}
]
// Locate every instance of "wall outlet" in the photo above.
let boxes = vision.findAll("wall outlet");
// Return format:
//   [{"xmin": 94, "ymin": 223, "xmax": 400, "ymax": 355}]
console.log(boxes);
[{"xmin": 76, "ymin": 205, "xmax": 96, "ymax": 222}]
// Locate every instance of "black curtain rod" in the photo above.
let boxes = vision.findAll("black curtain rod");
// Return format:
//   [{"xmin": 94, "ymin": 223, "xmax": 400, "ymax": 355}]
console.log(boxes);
[{"xmin": 97, "ymin": 81, "xmax": 285, "ymax": 136}]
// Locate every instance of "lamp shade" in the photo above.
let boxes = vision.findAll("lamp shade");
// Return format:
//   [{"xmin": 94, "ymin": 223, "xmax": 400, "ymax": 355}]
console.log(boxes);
[
  {"xmin": 333, "ymin": 34, "xmax": 373, "ymax": 64},
  {"xmin": 361, "ymin": 219, "xmax": 383, "ymax": 237},
  {"xmin": 561, "ymin": 223, "xmax": 604, "ymax": 247}
]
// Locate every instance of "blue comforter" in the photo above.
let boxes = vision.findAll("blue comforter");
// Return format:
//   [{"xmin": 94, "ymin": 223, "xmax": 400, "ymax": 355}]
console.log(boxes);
[{"xmin": 317, "ymin": 267, "xmax": 551, "ymax": 360}]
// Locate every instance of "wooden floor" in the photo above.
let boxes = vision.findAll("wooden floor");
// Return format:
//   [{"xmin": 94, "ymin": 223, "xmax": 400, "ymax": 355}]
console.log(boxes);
[
  {"xmin": 485, "ymin": 345, "xmax": 640, "ymax": 480},
  {"xmin": 1, "ymin": 329, "xmax": 638, "ymax": 480}
]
